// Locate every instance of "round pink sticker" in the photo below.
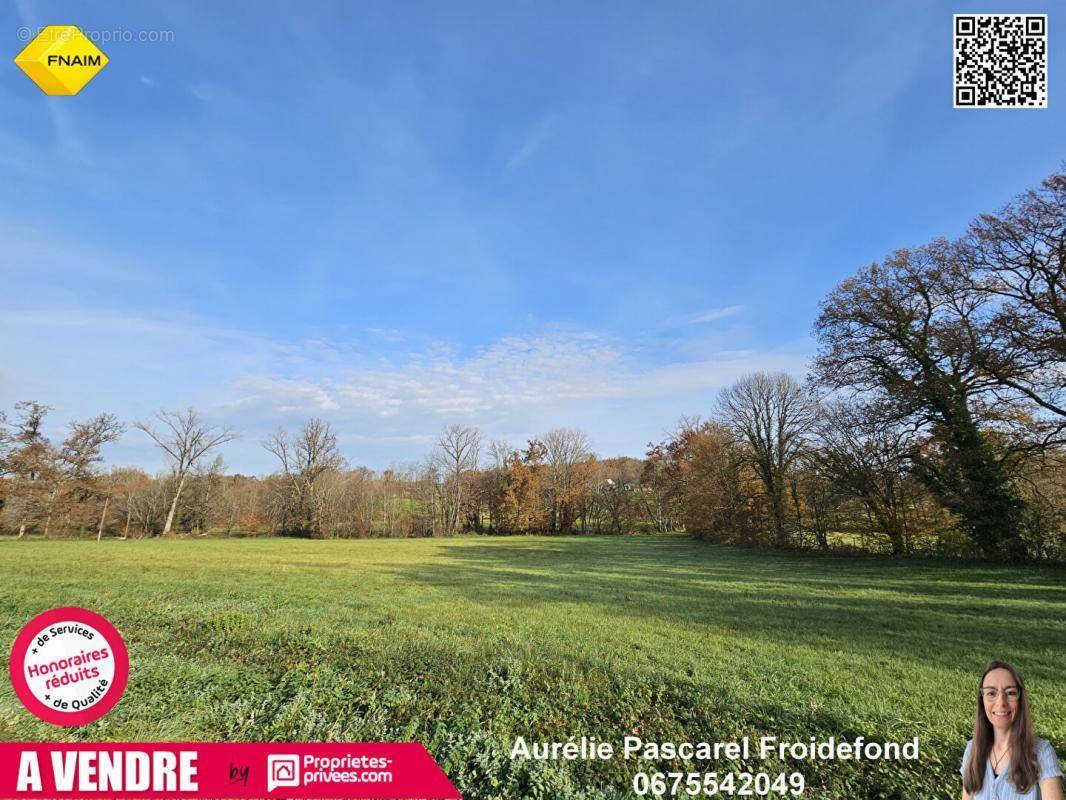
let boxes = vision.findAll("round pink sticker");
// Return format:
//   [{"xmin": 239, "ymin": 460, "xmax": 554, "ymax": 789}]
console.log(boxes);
[{"xmin": 9, "ymin": 606, "xmax": 129, "ymax": 726}]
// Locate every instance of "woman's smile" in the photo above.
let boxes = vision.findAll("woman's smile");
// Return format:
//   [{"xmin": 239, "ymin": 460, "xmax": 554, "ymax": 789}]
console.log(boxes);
[{"xmin": 981, "ymin": 667, "xmax": 1020, "ymax": 730}]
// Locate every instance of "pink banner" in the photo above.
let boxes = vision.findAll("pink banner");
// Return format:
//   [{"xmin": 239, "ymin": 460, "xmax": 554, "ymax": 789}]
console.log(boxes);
[{"xmin": 0, "ymin": 743, "xmax": 461, "ymax": 799}]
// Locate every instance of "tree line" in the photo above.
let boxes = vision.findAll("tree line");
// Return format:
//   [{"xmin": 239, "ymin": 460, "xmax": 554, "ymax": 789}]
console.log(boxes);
[{"xmin": 1, "ymin": 170, "xmax": 1063, "ymax": 561}]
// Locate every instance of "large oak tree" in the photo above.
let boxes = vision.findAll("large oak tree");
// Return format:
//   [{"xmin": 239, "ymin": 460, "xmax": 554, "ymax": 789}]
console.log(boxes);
[{"xmin": 813, "ymin": 246, "xmax": 1026, "ymax": 558}]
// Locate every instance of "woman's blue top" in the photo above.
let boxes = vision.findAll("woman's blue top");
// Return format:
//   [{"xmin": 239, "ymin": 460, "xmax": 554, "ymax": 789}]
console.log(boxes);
[{"xmin": 960, "ymin": 738, "xmax": 1062, "ymax": 799}]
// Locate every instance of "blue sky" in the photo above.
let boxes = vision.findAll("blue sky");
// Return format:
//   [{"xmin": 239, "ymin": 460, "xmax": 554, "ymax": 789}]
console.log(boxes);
[{"xmin": 2, "ymin": 0, "xmax": 1062, "ymax": 473}]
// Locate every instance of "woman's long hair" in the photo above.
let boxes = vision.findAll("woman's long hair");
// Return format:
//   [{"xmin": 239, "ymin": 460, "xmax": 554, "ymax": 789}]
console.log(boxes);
[{"xmin": 962, "ymin": 660, "xmax": 1039, "ymax": 794}]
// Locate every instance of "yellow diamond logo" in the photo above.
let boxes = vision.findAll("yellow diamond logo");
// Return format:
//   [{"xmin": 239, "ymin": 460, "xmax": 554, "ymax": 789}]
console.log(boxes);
[{"xmin": 14, "ymin": 25, "xmax": 108, "ymax": 95}]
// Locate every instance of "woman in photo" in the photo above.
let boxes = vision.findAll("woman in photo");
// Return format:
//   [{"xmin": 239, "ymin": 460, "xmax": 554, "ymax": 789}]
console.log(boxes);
[{"xmin": 962, "ymin": 660, "xmax": 1063, "ymax": 799}]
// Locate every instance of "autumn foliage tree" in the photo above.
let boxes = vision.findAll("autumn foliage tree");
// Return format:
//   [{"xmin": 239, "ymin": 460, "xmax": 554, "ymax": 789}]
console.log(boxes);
[
  {"xmin": 1, "ymin": 403, "xmax": 123, "ymax": 538},
  {"xmin": 1, "ymin": 402, "xmax": 54, "ymax": 538},
  {"xmin": 499, "ymin": 440, "xmax": 548, "ymax": 533},
  {"xmin": 646, "ymin": 419, "xmax": 760, "ymax": 543}
]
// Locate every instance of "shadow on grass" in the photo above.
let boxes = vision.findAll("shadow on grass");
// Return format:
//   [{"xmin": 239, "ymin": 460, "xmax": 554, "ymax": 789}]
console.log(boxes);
[{"xmin": 385, "ymin": 537, "xmax": 1066, "ymax": 678}]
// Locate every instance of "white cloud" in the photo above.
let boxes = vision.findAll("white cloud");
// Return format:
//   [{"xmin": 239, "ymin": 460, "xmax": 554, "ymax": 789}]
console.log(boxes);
[
  {"xmin": 506, "ymin": 114, "xmax": 557, "ymax": 171},
  {"xmin": 688, "ymin": 305, "xmax": 745, "ymax": 323},
  {"xmin": 0, "ymin": 305, "xmax": 810, "ymax": 472},
  {"xmin": 227, "ymin": 332, "xmax": 627, "ymax": 423},
  {"xmin": 663, "ymin": 305, "xmax": 745, "ymax": 326}
]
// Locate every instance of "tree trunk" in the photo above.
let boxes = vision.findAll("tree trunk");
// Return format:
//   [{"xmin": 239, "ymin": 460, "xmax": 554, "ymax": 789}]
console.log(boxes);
[
  {"xmin": 17, "ymin": 520, "xmax": 26, "ymax": 539},
  {"xmin": 871, "ymin": 506, "xmax": 906, "ymax": 556},
  {"xmin": 789, "ymin": 476, "xmax": 804, "ymax": 543},
  {"xmin": 770, "ymin": 484, "xmax": 788, "ymax": 548},
  {"xmin": 162, "ymin": 473, "xmax": 188, "ymax": 536},
  {"xmin": 97, "ymin": 495, "xmax": 111, "ymax": 541}
]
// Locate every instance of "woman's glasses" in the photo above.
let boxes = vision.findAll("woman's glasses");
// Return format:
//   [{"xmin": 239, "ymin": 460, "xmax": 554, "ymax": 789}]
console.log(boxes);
[{"xmin": 980, "ymin": 686, "xmax": 1021, "ymax": 701}]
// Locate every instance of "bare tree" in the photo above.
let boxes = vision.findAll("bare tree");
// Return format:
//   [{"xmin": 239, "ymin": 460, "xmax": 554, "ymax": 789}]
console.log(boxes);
[
  {"xmin": 595, "ymin": 457, "xmax": 642, "ymax": 534},
  {"xmin": 481, "ymin": 439, "xmax": 515, "ymax": 533},
  {"xmin": 961, "ymin": 170, "xmax": 1065, "ymax": 422},
  {"xmin": 487, "ymin": 439, "xmax": 514, "ymax": 471},
  {"xmin": 124, "ymin": 471, "xmax": 170, "ymax": 537},
  {"xmin": 262, "ymin": 418, "xmax": 345, "ymax": 535},
  {"xmin": 541, "ymin": 427, "xmax": 593, "ymax": 532},
  {"xmin": 136, "ymin": 408, "xmax": 238, "ymax": 536},
  {"xmin": 432, "ymin": 424, "xmax": 481, "ymax": 534},
  {"xmin": 104, "ymin": 467, "xmax": 152, "ymax": 538},
  {"xmin": 717, "ymin": 373, "xmax": 817, "ymax": 547},
  {"xmin": 808, "ymin": 401, "xmax": 916, "ymax": 555},
  {"xmin": 181, "ymin": 454, "xmax": 227, "ymax": 535}
]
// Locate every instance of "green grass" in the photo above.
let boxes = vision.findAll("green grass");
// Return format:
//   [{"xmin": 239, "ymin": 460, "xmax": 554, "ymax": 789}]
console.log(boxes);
[{"xmin": 1, "ymin": 536, "xmax": 1063, "ymax": 799}]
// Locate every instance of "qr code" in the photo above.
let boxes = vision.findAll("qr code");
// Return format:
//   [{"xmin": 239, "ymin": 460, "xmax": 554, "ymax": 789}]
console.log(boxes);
[{"xmin": 954, "ymin": 15, "xmax": 1047, "ymax": 108}]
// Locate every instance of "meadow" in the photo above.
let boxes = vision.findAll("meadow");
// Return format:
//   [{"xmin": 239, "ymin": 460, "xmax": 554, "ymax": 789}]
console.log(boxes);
[{"xmin": 1, "ymin": 535, "xmax": 1064, "ymax": 799}]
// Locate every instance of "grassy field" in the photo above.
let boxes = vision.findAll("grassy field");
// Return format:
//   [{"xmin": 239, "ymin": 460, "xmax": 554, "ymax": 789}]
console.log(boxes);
[{"xmin": 1, "ymin": 535, "xmax": 1064, "ymax": 799}]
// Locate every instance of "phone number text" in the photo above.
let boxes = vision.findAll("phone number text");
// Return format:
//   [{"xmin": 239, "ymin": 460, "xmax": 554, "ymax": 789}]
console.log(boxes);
[{"xmin": 632, "ymin": 771, "xmax": 805, "ymax": 796}]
